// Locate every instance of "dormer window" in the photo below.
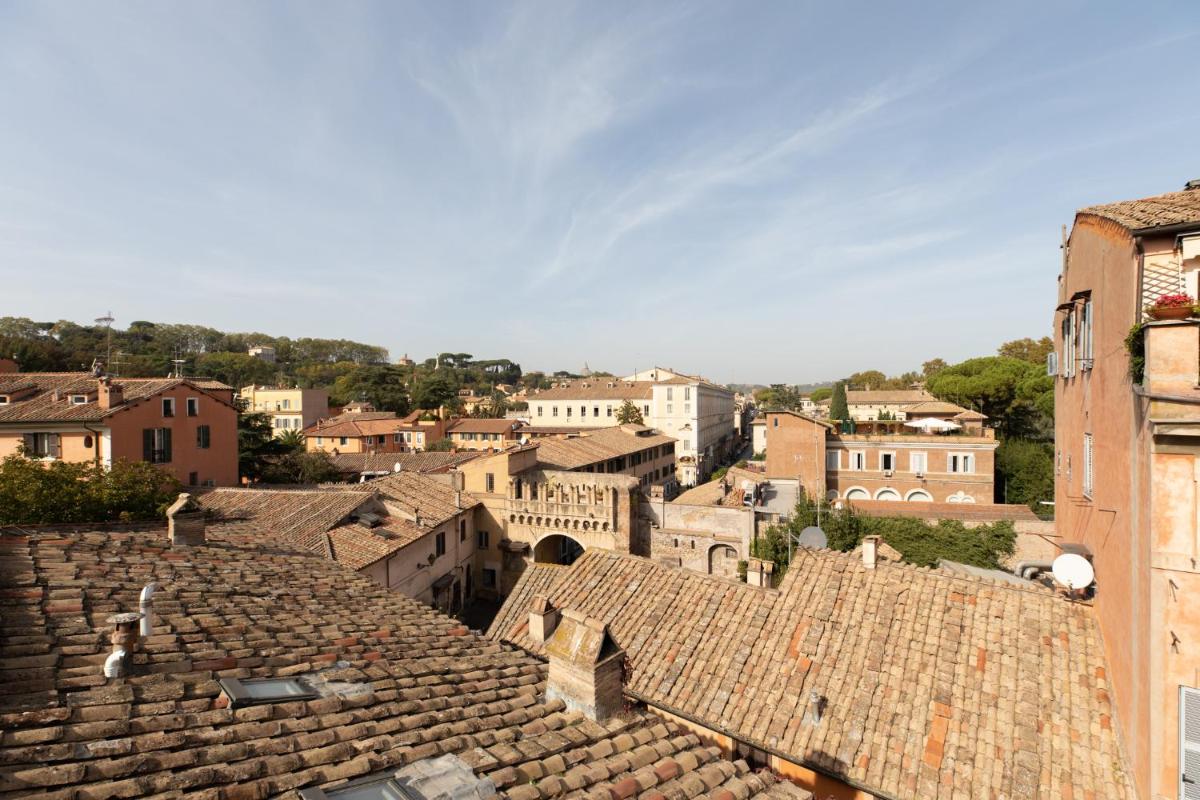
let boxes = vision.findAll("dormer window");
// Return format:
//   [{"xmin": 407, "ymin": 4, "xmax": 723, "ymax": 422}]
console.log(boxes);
[
  {"xmin": 0, "ymin": 396, "xmax": 8, "ymax": 405},
  {"xmin": 70, "ymin": 395, "xmax": 87, "ymax": 405},
  {"xmin": 218, "ymin": 677, "xmax": 317, "ymax": 708}
]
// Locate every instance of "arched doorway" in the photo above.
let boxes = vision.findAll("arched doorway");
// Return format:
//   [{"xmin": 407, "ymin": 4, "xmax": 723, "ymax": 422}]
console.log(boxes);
[
  {"xmin": 533, "ymin": 534, "xmax": 585, "ymax": 565},
  {"xmin": 707, "ymin": 544, "xmax": 739, "ymax": 578}
]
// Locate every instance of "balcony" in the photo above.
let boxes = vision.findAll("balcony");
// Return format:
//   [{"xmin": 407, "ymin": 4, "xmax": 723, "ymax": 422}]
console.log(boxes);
[{"xmin": 1141, "ymin": 320, "xmax": 1200, "ymax": 432}]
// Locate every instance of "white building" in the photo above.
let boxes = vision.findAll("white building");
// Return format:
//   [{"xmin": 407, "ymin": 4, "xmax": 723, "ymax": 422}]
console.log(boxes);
[{"xmin": 527, "ymin": 371, "xmax": 735, "ymax": 486}]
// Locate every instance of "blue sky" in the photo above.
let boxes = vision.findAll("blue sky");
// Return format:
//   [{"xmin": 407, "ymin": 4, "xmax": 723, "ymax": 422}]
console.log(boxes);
[{"xmin": 2, "ymin": 1, "xmax": 1198, "ymax": 384}]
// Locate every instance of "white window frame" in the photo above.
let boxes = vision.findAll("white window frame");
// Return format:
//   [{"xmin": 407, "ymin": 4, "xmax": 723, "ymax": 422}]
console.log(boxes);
[
  {"xmin": 849, "ymin": 450, "xmax": 866, "ymax": 471},
  {"xmin": 1080, "ymin": 299, "xmax": 1094, "ymax": 370},
  {"xmin": 1181, "ymin": 686, "xmax": 1200, "ymax": 798},
  {"xmin": 910, "ymin": 451, "xmax": 928, "ymax": 475},
  {"xmin": 948, "ymin": 453, "xmax": 975, "ymax": 474},
  {"xmin": 186, "ymin": 397, "xmax": 200, "ymax": 416},
  {"xmin": 1061, "ymin": 309, "xmax": 1077, "ymax": 378},
  {"xmin": 1083, "ymin": 433, "xmax": 1094, "ymax": 498},
  {"xmin": 879, "ymin": 451, "xmax": 896, "ymax": 472},
  {"xmin": 69, "ymin": 394, "xmax": 87, "ymax": 405},
  {"xmin": 162, "ymin": 397, "xmax": 176, "ymax": 417}
]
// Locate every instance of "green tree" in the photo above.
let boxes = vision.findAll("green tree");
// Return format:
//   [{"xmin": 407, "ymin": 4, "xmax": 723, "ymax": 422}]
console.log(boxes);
[
  {"xmin": 329, "ymin": 365, "xmax": 410, "ymax": 413},
  {"xmin": 922, "ymin": 358, "xmax": 948, "ymax": 378},
  {"xmin": 411, "ymin": 374, "xmax": 458, "ymax": 411},
  {"xmin": 195, "ymin": 352, "xmax": 278, "ymax": 388},
  {"xmin": 829, "ymin": 382, "xmax": 849, "ymax": 421},
  {"xmin": 995, "ymin": 438, "xmax": 1055, "ymax": 515},
  {"xmin": 0, "ymin": 455, "xmax": 180, "ymax": 524},
  {"xmin": 998, "ymin": 336, "xmax": 1054, "ymax": 364},
  {"xmin": 238, "ymin": 407, "xmax": 288, "ymax": 482},
  {"xmin": 754, "ymin": 384, "xmax": 803, "ymax": 411},
  {"xmin": 277, "ymin": 429, "xmax": 306, "ymax": 452},
  {"xmin": 426, "ymin": 438, "xmax": 455, "ymax": 452},
  {"xmin": 260, "ymin": 451, "xmax": 341, "ymax": 484},
  {"xmin": 616, "ymin": 400, "xmax": 644, "ymax": 425},
  {"xmin": 808, "ymin": 387, "xmax": 833, "ymax": 404},
  {"xmin": 845, "ymin": 370, "xmax": 887, "ymax": 390},
  {"xmin": 925, "ymin": 356, "xmax": 1053, "ymax": 439}
]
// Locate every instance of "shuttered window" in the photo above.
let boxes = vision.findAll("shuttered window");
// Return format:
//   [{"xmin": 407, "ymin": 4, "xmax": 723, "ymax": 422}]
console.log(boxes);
[
  {"xmin": 1183, "ymin": 687, "xmax": 1200, "ymax": 800},
  {"xmin": 22, "ymin": 433, "xmax": 60, "ymax": 459},
  {"xmin": 196, "ymin": 425, "xmax": 210, "ymax": 449},
  {"xmin": 143, "ymin": 428, "xmax": 172, "ymax": 464}
]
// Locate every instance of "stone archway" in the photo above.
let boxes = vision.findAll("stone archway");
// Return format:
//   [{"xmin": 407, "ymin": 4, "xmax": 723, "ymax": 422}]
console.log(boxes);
[
  {"xmin": 707, "ymin": 544, "xmax": 739, "ymax": 578},
  {"xmin": 533, "ymin": 533, "xmax": 585, "ymax": 565}
]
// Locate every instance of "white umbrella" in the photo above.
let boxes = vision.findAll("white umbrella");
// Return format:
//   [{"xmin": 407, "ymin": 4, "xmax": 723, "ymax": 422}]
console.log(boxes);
[{"xmin": 903, "ymin": 417, "xmax": 961, "ymax": 432}]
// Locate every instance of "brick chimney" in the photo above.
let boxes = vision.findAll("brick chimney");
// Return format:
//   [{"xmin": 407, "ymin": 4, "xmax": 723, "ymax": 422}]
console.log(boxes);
[
  {"xmin": 97, "ymin": 376, "xmax": 123, "ymax": 410},
  {"xmin": 545, "ymin": 610, "xmax": 625, "ymax": 722},
  {"xmin": 166, "ymin": 493, "xmax": 206, "ymax": 546},
  {"xmin": 862, "ymin": 535, "xmax": 880, "ymax": 569},
  {"xmin": 528, "ymin": 595, "xmax": 559, "ymax": 644}
]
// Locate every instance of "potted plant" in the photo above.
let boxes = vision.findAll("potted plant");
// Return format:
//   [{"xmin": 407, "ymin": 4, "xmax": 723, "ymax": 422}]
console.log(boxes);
[{"xmin": 1147, "ymin": 292, "xmax": 1195, "ymax": 321}]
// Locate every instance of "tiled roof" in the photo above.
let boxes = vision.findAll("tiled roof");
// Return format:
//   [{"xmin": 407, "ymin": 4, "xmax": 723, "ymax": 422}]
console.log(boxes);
[
  {"xmin": 673, "ymin": 466, "xmax": 764, "ymax": 507},
  {"xmin": 303, "ymin": 416, "xmax": 408, "ymax": 437},
  {"xmin": 532, "ymin": 383, "xmax": 654, "ymax": 401},
  {"xmin": 368, "ymin": 471, "xmax": 480, "ymax": 528},
  {"xmin": 329, "ymin": 451, "xmax": 481, "ymax": 475},
  {"xmin": 1079, "ymin": 188, "xmax": 1200, "ymax": 232},
  {"xmin": 326, "ymin": 517, "xmax": 429, "ymax": 570},
  {"xmin": 490, "ymin": 549, "xmax": 1130, "ymax": 800},
  {"xmin": 533, "ymin": 427, "xmax": 676, "ymax": 471},
  {"xmin": 0, "ymin": 374, "xmax": 235, "ymax": 424},
  {"xmin": 763, "ymin": 410, "xmax": 834, "ymax": 429},
  {"xmin": 845, "ymin": 389, "xmax": 935, "ymax": 405},
  {"xmin": 846, "ymin": 499, "xmax": 1039, "ymax": 521},
  {"xmin": 447, "ymin": 418, "xmax": 525, "ymax": 435},
  {"xmin": 195, "ymin": 488, "xmax": 373, "ymax": 552},
  {"xmin": 521, "ymin": 425, "xmax": 592, "ymax": 436},
  {"xmin": 0, "ymin": 524, "xmax": 811, "ymax": 800},
  {"xmin": 902, "ymin": 400, "xmax": 970, "ymax": 415}
]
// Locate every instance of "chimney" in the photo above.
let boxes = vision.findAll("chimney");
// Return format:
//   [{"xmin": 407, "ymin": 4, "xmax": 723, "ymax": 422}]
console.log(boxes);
[
  {"xmin": 97, "ymin": 376, "xmax": 123, "ymax": 410},
  {"xmin": 166, "ymin": 493, "xmax": 206, "ymax": 546},
  {"xmin": 745, "ymin": 557, "xmax": 774, "ymax": 588},
  {"xmin": 103, "ymin": 611, "xmax": 144, "ymax": 678},
  {"xmin": 528, "ymin": 595, "xmax": 559, "ymax": 644},
  {"xmin": 545, "ymin": 610, "xmax": 625, "ymax": 722},
  {"xmin": 862, "ymin": 535, "xmax": 880, "ymax": 569}
]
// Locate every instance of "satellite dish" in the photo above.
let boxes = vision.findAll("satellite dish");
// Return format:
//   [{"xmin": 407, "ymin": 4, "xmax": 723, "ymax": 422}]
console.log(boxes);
[
  {"xmin": 797, "ymin": 526, "xmax": 827, "ymax": 550},
  {"xmin": 1051, "ymin": 553, "xmax": 1094, "ymax": 590}
]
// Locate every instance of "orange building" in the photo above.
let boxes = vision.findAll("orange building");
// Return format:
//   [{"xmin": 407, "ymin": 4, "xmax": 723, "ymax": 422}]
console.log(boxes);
[
  {"xmin": 762, "ymin": 410, "xmax": 997, "ymax": 504},
  {"xmin": 1055, "ymin": 183, "xmax": 1200, "ymax": 798},
  {"xmin": 304, "ymin": 410, "xmax": 448, "ymax": 454},
  {"xmin": 0, "ymin": 372, "xmax": 238, "ymax": 486},
  {"xmin": 445, "ymin": 417, "xmax": 525, "ymax": 450}
]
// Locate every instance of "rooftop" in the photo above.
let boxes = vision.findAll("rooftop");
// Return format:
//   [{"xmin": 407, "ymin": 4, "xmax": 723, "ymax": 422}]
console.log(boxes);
[
  {"xmin": 1079, "ymin": 186, "xmax": 1200, "ymax": 232},
  {"xmin": 368, "ymin": 470, "xmax": 480, "ymax": 528},
  {"xmin": 0, "ymin": 524, "xmax": 811, "ymax": 800},
  {"xmin": 0, "ymin": 373, "xmax": 234, "ymax": 424},
  {"xmin": 328, "ymin": 451, "xmax": 481, "ymax": 475},
  {"xmin": 845, "ymin": 389, "xmax": 935, "ymax": 405},
  {"xmin": 195, "ymin": 487, "xmax": 374, "ymax": 552},
  {"xmin": 490, "ymin": 548, "xmax": 1130, "ymax": 800},
  {"xmin": 532, "ymin": 382, "xmax": 654, "ymax": 401},
  {"xmin": 446, "ymin": 418, "xmax": 525, "ymax": 435},
  {"xmin": 532, "ymin": 427, "xmax": 676, "ymax": 471}
]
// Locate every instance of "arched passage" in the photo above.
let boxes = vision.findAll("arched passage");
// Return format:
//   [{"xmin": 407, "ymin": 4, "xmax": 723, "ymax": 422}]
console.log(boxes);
[
  {"xmin": 707, "ymin": 544, "xmax": 739, "ymax": 578},
  {"xmin": 533, "ymin": 534, "xmax": 585, "ymax": 565}
]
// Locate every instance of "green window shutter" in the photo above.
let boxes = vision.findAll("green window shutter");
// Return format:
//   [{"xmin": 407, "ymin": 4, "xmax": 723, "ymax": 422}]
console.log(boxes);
[
  {"xmin": 143, "ymin": 429, "xmax": 154, "ymax": 461},
  {"xmin": 161, "ymin": 428, "xmax": 172, "ymax": 463}
]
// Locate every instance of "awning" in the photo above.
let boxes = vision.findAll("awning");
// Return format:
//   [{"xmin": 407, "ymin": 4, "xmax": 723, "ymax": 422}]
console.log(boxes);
[{"xmin": 903, "ymin": 417, "xmax": 962, "ymax": 432}]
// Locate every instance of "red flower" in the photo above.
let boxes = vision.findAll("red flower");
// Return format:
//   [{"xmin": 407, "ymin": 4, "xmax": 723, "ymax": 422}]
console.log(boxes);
[{"xmin": 1154, "ymin": 292, "xmax": 1194, "ymax": 308}]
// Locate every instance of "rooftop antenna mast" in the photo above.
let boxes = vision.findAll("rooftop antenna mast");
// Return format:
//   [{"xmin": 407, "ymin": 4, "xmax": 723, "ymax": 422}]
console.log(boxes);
[
  {"xmin": 94, "ymin": 311, "xmax": 115, "ymax": 369},
  {"xmin": 170, "ymin": 346, "xmax": 187, "ymax": 379}
]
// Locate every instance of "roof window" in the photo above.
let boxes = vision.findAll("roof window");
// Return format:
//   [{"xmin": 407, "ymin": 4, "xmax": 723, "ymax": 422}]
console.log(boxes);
[
  {"xmin": 218, "ymin": 676, "xmax": 318, "ymax": 708},
  {"xmin": 70, "ymin": 395, "xmax": 88, "ymax": 404},
  {"xmin": 297, "ymin": 754, "xmax": 495, "ymax": 800}
]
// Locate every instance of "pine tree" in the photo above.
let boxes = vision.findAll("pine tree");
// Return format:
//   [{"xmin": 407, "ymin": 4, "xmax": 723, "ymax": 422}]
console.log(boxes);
[
  {"xmin": 829, "ymin": 381, "xmax": 849, "ymax": 421},
  {"xmin": 616, "ymin": 400, "xmax": 644, "ymax": 425}
]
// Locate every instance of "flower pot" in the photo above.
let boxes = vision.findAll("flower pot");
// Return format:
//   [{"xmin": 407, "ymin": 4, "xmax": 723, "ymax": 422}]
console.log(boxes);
[{"xmin": 1148, "ymin": 305, "xmax": 1193, "ymax": 321}]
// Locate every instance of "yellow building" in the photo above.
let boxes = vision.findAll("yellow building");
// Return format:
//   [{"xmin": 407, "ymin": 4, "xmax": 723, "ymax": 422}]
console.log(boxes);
[{"xmin": 239, "ymin": 385, "xmax": 329, "ymax": 437}]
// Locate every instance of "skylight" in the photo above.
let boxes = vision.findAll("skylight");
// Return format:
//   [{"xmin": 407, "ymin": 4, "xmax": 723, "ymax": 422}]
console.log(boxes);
[{"xmin": 218, "ymin": 677, "xmax": 317, "ymax": 708}]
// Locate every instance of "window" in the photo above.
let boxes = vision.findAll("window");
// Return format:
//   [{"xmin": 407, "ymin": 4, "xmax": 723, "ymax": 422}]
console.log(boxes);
[
  {"xmin": 196, "ymin": 425, "xmax": 211, "ymax": 449},
  {"xmin": 486, "ymin": 473, "xmax": 495, "ymax": 493},
  {"xmin": 459, "ymin": 519, "xmax": 467, "ymax": 542},
  {"xmin": 684, "ymin": 387, "xmax": 691, "ymax": 401},
  {"xmin": 667, "ymin": 404, "xmax": 673, "ymax": 414},
  {"xmin": 405, "ymin": 432, "xmax": 412, "ymax": 443},
  {"xmin": 910, "ymin": 451, "xmax": 928, "ymax": 474},
  {"xmin": 1080, "ymin": 300, "xmax": 1094, "ymax": 370},
  {"xmin": 666, "ymin": 388, "xmax": 673, "ymax": 401},
  {"xmin": 82, "ymin": 435, "xmax": 93, "ymax": 448},
  {"xmin": 22, "ymin": 433, "xmax": 60, "ymax": 459},
  {"xmin": 188, "ymin": 471, "xmax": 198, "ymax": 486},
  {"xmin": 186, "ymin": 397, "xmax": 199, "ymax": 417},
  {"xmin": 69, "ymin": 394, "xmax": 87, "ymax": 404},
  {"xmin": 218, "ymin": 677, "xmax": 317, "ymax": 709},
  {"xmin": 1061, "ymin": 309, "xmax": 1076, "ymax": 378},
  {"xmin": 684, "ymin": 404, "xmax": 690, "ymax": 414},
  {"xmin": 435, "ymin": 531, "xmax": 446, "ymax": 557},
  {"xmin": 825, "ymin": 451, "xmax": 839, "ymax": 470},
  {"xmin": 773, "ymin": 417, "xmax": 779, "ymax": 428},
  {"xmin": 849, "ymin": 451, "xmax": 866, "ymax": 471},
  {"xmin": 1083, "ymin": 433, "xmax": 1094, "ymax": 498},
  {"xmin": 339, "ymin": 436, "xmax": 348, "ymax": 446},
  {"xmin": 143, "ymin": 428, "xmax": 172, "ymax": 463},
  {"xmin": 880, "ymin": 452, "xmax": 895, "ymax": 471},
  {"xmin": 552, "ymin": 406, "xmax": 558, "ymax": 417},
  {"xmin": 606, "ymin": 405, "xmax": 613, "ymax": 417},
  {"xmin": 948, "ymin": 453, "xmax": 975, "ymax": 474},
  {"xmin": 482, "ymin": 568, "xmax": 497, "ymax": 588},
  {"xmin": 1180, "ymin": 686, "xmax": 1200, "ymax": 796},
  {"xmin": 566, "ymin": 406, "xmax": 572, "ymax": 417},
  {"xmin": 580, "ymin": 405, "xmax": 586, "ymax": 417},
  {"xmin": 477, "ymin": 530, "xmax": 489, "ymax": 549},
  {"xmin": 317, "ymin": 436, "xmax": 323, "ymax": 445},
  {"xmin": 162, "ymin": 398, "xmax": 175, "ymax": 417},
  {"xmin": 593, "ymin": 406, "xmax": 599, "ymax": 417},
  {"xmin": 394, "ymin": 433, "xmax": 401, "ymax": 443},
  {"xmin": 537, "ymin": 406, "xmax": 544, "ymax": 417},
  {"xmin": 281, "ymin": 399, "xmax": 290, "ymax": 410}
]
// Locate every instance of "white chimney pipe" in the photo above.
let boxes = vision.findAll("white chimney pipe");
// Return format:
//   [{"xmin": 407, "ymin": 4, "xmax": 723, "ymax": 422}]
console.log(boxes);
[
  {"xmin": 863, "ymin": 535, "xmax": 880, "ymax": 569},
  {"xmin": 139, "ymin": 583, "xmax": 158, "ymax": 637}
]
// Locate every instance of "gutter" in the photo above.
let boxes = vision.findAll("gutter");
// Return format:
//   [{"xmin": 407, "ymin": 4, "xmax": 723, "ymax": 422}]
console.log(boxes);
[
  {"xmin": 1132, "ymin": 385, "xmax": 1200, "ymax": 406},
  {"xmin": 1132, "ymin": 221, "xmax": 1200, "ymax": 238}
]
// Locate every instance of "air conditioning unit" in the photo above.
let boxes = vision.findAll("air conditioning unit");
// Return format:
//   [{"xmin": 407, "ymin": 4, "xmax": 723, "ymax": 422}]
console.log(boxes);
[
  {"xmin": 915, "ymin": 471, "xmax": 925, "ymax": 479},
  {"xmin": 1080, "ymin": 358, "xmax": 1094, "ymax": 372},
  {"xmin": 1047, "ymin": 352, "xmax": 1059, "ymax": 376},
  {"xmin": 884, "ymin": 469, "xmax": 894, "ymax": 477}
]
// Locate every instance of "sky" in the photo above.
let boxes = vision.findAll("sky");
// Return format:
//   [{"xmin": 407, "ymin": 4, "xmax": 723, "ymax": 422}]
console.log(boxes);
[{"xmin": 2, "ymin": 2, "xmax": 1198, "ymax": 385}]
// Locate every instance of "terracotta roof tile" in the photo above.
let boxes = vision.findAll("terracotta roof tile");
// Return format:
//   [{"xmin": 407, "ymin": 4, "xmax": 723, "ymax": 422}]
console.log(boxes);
[
  {"xmin": 194, "ymin": 488, "xmax": 373, "ymax": 552},
  {"xmin": 0, "ymin": 524, "xmax": 807, "ymax": 799},
  {"xmin": 533, "ymin": 383, "xmax": 654, "ymax": 401},
  {"xmin": 0, "ymin": 374, "xmax": 234, "ymax": 424},
  {"xmin": 368, "ymin": 471, "xmax": 480, "ymax": 528},
  {"xmin": 1079, "ymin": 187, "xmax": 1200, "ymax": 232},
  {"xmin": 534, "ymin": 428, "xmax": 676, "ymax": 471},
  {"xmin": 490, "ymin": 549, "xmax": 1131, "ymax": 800},
  {"xmin": 447, "ymin": 419, "xmax": 526, "ymax": 435},
  {"xmin": 845, "ymin": 389, "xmax": 935, "ymax": 405},
  {"xmin": 329, "ymin": 451, "xmax": 481, "ymax": 475}
]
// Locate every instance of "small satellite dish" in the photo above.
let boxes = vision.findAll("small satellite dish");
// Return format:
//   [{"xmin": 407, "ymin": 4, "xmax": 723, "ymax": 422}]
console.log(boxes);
[
  {"xmin": 1051, "ymin": 553, "xmax": 1094, "ymax": 590},
  {"xmin": 797, "ymin": 526, "xmax": 827, "ymax": 550}
]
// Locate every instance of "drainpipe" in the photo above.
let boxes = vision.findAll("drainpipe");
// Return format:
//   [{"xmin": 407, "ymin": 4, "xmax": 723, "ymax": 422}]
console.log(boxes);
[
  {"xmin": 1012, "ymin": 561, "xmax": 1054, "ymax": 580},
  {"xmin": 139, "ymin": 583, "xmax": 159, "ymax": 638},
  {"xmin": 83, "ymin": 422, "xmax": 102, "ymax": 466}
]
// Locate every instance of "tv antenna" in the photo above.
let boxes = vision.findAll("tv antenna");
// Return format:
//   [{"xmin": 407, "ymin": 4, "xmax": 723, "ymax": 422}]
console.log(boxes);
[
  {"xmin": 94, "ymin": 311, "xmax": 115, "ymax": 367},
  {"xmin": 170, "ymin": 347, "xmax": 187, "ymax": 379}
]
